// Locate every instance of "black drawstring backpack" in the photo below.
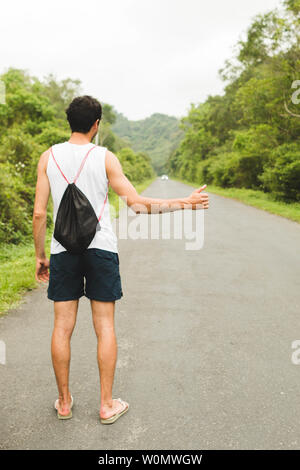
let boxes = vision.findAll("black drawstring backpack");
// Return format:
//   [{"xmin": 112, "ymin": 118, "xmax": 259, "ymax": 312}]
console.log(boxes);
[{"xmin": 50, "ymin": 145, "xmax": 109, "ymax": 255}]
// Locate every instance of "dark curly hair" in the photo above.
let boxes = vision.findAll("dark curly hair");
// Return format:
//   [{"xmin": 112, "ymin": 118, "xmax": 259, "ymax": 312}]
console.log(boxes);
[{"xmin": 66, "ymin": 95, "xmax": 102, "ymax": 133}]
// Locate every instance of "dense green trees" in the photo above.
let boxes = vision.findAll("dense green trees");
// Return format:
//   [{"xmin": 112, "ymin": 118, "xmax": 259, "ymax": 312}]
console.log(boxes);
[
  {"xmin": 0, "ymin": 68, "xmax": 154, "ymax": 245},
  {"xmin": 167, "ymin": 0, "xmax": 300, "ymax": 203},
  {"xmin": 112, "ymin": 111, "xmax": 184, "ymax": 174}
]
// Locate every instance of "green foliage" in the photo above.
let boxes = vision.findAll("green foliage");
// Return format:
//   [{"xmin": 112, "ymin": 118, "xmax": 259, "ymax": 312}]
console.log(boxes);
[
  {"xmin": 41, "ymin": 73, "xmax": 82, "ymax": 121},
  {"xmin": 259, "ymin": 143, "xmax": 300, "ymax": 201},
  {"xmin": 117, "ymin": 147, "xmax": 155, "ymax": 183},
  {"xmin": 102, "ymin": 103, "xmax": 117, "ymax": 125},
  {"xmin": 111, "ymin": 111, "xmax": 184, "ymax": 174},
  {"xmin": 167, "ymin": 2, "xmax": 300, "ymax": 203},
  {"xmin": 284, "ymin": 0, "xmax": 300, "ymax": 15}
]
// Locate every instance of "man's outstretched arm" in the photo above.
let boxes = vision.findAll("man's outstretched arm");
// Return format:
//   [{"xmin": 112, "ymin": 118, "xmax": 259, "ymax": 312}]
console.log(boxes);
[
  {"xmin": 32, "ymin": 149, "xmax": 51, "ymax": 282},
  {"xmin": 105, "ymin": 150, "xmax": 209, "ymax": 213}
]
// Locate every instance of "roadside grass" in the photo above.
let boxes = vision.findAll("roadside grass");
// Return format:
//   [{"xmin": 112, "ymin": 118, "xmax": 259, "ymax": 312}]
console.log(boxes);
[
  {"xmin": 170, "ymin": 176, "xmax": 300, "ymax": 224},
  {"xmin": 0, "ymin": 231, "xmax": 52, "ymax": 315},
  {"xmin": 0, "ymin": 176, "xmax": 156, "ymax": 316}
]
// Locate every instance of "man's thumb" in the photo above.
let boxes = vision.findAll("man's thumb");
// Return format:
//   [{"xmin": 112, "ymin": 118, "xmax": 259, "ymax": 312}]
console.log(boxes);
[{"xmin": 196, "ymin": 184, "xmax": 207, "ymax": 192}]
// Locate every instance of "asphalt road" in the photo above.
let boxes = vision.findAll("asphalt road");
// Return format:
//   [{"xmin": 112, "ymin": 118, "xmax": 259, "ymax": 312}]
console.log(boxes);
[{"xmin": 1, "ymin": 177, "xmax": 300, "ymax": 450}]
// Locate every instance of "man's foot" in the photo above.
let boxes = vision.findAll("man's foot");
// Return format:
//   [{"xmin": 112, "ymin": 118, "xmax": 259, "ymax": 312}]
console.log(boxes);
[
  {"xmin": 100, "ymin": 398, "xmax": 129, "ymax": 421},
  {"xmin": 54, "ymin": 394, "xmax": 73, "ymax": 418}
]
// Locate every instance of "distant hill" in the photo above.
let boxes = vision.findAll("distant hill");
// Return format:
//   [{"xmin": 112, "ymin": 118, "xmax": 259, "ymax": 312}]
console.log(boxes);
[{"xmin": 111, "ymin": 111, "xmax": 184, "ymax": 174}]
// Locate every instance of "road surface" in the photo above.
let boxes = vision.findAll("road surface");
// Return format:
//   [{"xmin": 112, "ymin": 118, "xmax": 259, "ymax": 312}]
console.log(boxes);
[{"xmin": 1, "ymin": 177, "xmax": 300, "ymax": 449}]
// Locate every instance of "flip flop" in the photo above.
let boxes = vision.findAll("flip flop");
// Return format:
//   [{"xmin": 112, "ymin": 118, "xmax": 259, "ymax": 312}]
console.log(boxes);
[
  {"xmin": 100, "ymin": 398, "xmax": 129, "ymax": 425},
  {"xmin": 54, "ymin": 395, "xmax": 74, "ymax": 420}
]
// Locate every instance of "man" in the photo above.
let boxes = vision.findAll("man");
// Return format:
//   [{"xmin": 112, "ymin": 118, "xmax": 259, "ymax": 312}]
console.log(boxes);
[{"xmin": 32, "ymin": 95, "xmax": 209, "ymax": 423}]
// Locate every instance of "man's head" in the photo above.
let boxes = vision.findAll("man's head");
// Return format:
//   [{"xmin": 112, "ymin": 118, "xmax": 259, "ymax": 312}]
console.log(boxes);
[{"xmin": 66, "ymin": 95, "xmax": 102, "ymax": 140}]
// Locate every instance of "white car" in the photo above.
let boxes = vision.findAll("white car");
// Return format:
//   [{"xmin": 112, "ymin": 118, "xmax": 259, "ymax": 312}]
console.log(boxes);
[{"xmin": 161, "ymin": 174, "xmax": 169, "ymax": 180}]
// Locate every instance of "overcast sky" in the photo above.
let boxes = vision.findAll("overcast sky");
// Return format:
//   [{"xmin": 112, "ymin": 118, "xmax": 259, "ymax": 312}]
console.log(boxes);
[{"xmin": 0, "ymin": 0, "xmax": 281, "ymax": 120}]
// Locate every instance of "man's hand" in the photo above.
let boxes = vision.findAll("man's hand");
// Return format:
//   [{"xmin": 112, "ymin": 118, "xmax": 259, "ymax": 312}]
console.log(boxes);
[
  {"xmin": 35, "ymin": 257, "xmax": 50, "ymax": 283},
  {"xmin": 33, "ymin": 149, "xmax": 51, "ymax": 281},
  {"xmin": 186, "ymin": 184, "xmax": 209, "ymax": 209}
]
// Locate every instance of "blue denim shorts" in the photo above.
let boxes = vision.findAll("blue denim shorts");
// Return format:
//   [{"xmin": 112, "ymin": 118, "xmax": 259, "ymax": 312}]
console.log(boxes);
[{"xmin": 47, "ymin": 248, "xmax": 123, "ymax": 302}]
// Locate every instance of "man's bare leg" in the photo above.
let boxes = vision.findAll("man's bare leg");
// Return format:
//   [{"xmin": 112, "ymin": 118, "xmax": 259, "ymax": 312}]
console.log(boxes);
[
  {"xmin": 91, "ymin": 299, "xmax": 126, "ymax": 419},
  {"xmin": 51, "ymin": 299, "xmax": 78, "ymax": 417}
]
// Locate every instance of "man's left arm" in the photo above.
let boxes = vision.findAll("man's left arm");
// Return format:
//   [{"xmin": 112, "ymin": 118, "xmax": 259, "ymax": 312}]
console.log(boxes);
[{"xmin": 32, "ymin": 149, "xmax": 51, "ymax": 282}]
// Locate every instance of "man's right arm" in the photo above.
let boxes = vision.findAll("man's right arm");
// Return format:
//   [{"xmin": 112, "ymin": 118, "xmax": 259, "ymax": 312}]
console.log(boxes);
[{"xmin": 105, "ymin": 150, "xmax": 209, "ymax": 213}]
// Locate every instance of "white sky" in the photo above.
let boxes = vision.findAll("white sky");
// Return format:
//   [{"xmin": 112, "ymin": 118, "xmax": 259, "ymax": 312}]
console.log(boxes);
[{"xmin": 0, "ymin": 0, "xmax": 281, "ymax": 120}]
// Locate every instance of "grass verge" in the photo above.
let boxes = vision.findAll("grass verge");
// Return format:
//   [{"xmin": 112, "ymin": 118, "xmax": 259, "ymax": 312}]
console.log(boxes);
[
  {"xmin": 0, "ymin": 231, "xmax": 52, "ymax": 315},
  {"xmin": 0, "ymin": 176, "xmax": 156, "ymax": 316},
  {"xmin": 170, "ymin": 176, "xmax": 300, "ymax": 224}
]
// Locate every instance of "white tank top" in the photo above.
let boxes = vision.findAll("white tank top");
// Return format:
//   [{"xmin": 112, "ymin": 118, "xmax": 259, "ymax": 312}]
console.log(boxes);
[{"xmin": 46, "ymin": 141, "xmax": 118, "ymax": 254}]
